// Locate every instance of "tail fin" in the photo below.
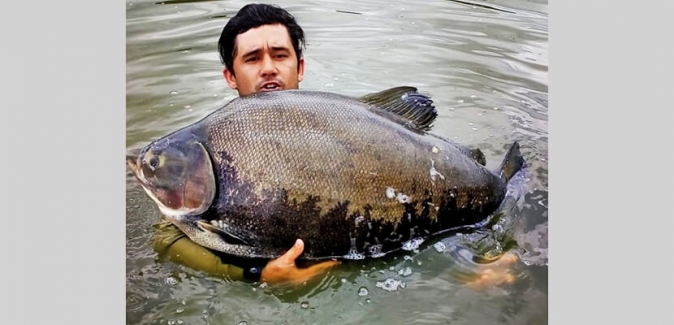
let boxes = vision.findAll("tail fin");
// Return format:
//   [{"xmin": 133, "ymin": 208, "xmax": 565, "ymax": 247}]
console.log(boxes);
[{"xmin": 496, "ymin": 141, "xmax": 525, "ymax": 183}]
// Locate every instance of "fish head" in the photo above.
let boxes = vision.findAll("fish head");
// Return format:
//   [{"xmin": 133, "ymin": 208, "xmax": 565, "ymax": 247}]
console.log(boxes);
[{"xmin": 127, "ymin": 136, "xmax": 216, "ymax": 220}]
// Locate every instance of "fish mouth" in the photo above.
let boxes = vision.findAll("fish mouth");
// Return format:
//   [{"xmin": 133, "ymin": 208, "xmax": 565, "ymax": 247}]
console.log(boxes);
[
  {"xmin": 126, "ymin": 154, "xmax": 145, "ymax": 184},
  {"xmin": 126, "ymin": 154, "xmax": 189, "ymax": 219},
  {"xmin": 126, "ymin": 154, "xmax": 156, "ymax": 194},
  {"xmin": 126, "ymin": 155, "xmax": 162, "ymax": 208},
  {"xmin": 257, "ymin": 80, "xmax": 283, "ymax": 92}
]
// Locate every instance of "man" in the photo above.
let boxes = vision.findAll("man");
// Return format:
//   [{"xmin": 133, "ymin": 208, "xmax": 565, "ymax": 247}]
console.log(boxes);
[
  {"xmin": 152, "ymin": 3, "xmax": 338, "ymax": 286},
  {"xmin": 218, "ymin": 2, "xmax": 305, "ymax": 96}
]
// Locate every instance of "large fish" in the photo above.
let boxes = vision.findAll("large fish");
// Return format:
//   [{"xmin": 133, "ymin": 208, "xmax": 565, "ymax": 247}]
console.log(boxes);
[{"xmin": 127, "ymin": 87, "xmax": 524, "ymax": 261}]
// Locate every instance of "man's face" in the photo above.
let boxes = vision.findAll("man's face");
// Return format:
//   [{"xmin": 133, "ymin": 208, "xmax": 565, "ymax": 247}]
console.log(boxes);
[{"xmin": 224, "ymin": 24, "xmax": 304, "ymax": 96}]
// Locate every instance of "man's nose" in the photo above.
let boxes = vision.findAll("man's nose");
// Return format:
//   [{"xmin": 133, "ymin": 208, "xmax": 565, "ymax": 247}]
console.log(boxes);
[{"xmin": 260, "ymin": 55, "xmax": 278, "ymax": 77}]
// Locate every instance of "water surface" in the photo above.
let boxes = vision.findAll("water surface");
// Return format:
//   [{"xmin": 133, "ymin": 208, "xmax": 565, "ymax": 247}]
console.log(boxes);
[{"xmin": 126, "ymin": 0, "xmax": 548, "ymax": 323}]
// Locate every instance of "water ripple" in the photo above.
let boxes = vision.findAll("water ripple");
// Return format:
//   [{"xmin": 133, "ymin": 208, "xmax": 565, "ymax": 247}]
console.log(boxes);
[
  {"xmin": 127, "ymin": 291, "xmax": 149, "ymax": 313},
  {"xmin": 126, "ymin": 0, "xmax": 548, "ymax": 323}
]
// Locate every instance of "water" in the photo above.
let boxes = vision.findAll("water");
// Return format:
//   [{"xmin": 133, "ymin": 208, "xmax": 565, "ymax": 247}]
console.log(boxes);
[{"xmin": 126, "ymin": 0, "xmax": 548, "ymax": 324}]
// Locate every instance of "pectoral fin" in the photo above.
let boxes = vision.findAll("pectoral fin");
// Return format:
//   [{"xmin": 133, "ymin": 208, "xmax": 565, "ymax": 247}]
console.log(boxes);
[{"xmin": 196, "ymin": 220, "xmax": 251, "ymax": 246}]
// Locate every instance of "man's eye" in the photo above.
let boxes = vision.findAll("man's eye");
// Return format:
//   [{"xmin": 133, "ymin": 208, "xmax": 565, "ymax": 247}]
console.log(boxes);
[
  {"xmin": 246, "ymin": 57, "xmax": 258, "ymax": 63},
  {"xmin": 274, "ymin": 54, "xmax": 287, "ymax": 59}
]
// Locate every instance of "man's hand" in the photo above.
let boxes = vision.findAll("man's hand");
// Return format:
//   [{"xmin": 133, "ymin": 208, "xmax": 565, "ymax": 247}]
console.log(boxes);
[{"xmin": 261, "ymin": 239, "xmax": 340, "ymax": 286}]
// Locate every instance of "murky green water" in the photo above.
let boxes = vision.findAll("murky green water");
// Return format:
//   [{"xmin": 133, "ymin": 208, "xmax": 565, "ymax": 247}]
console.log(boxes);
[{"xmin": 126, "ymin": 0, "xmax": 548, "ymax": 324}]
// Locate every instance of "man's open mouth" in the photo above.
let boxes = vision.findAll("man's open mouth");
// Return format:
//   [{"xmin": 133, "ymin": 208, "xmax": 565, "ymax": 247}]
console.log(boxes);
[{"xmin": 259, "ymin": 82, "xmax": 281, "ymax": 91}]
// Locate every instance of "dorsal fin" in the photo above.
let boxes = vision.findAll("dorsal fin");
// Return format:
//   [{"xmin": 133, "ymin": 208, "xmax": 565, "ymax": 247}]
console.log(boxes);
[{"xmin": 357, "ymin": 86, "xmax": 438, "ymax": 132}]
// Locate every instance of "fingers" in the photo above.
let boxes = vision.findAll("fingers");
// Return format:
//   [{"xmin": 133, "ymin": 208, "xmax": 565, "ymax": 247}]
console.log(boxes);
[
  {"xmin": 306, "ymin": 259, "xmax": 340, "ymax": 273},
  {"xmin": 280, "ymin": 239, "xmax": 304, "ymax": 265},
  {"xmin": 289, "ymin": 259, "xmax": 339, "ymax": 285},
  {"xmin": 261, "ymin": 239, "xmax": 341, "ymax": 286},
  {"xmin": 461, "ymin": 252, "xmax": 519, "ymax": 289},
  {"xmin": 288, "ymin": 239, "xmax": 304, "ymax": 260}
]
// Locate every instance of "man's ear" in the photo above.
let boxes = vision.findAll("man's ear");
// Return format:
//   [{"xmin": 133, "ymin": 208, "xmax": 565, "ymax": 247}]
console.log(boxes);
[
  {"xmin": 297, "ymin": 57, "xmax": 305, "ymax": 83},
  {"xmin": 223, "ymin": 68, "xmax": 237, "ymax": 90}
]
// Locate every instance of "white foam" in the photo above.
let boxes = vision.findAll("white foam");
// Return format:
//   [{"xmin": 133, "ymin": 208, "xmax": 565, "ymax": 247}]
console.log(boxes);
[
  {"xmin": 402, "ymin": 238, "xmax": 425, "ymax": 251},
  {"xmin": 367, "ymin": 244, "xmax": 383, "ymax": 256},
  {"xmin": 398, "ymin": 267, "xmax": 413, "ymax": 277},
  {"xmin": 433, "ymin": 242, "xmax": 447, "ymax": 253},
  {"xmin": 343, "ymin": 250, "xmax": 366, "ymax": 260},
  {"xmin": 376, "ymin": 278, "xmax": 406, "ymax": 292},
  {"xmin": 344, "ymin": 237, "xmax": 365, "ymax": 260}
]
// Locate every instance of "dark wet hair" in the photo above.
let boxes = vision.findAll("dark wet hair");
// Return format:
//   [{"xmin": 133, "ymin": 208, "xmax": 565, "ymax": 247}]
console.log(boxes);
[{"xmin": 218, "ymin": 3, "xmax": 306, "ymax": 75}]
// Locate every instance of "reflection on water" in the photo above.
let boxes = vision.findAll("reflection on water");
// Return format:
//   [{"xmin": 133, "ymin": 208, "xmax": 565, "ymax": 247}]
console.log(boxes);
[{"xmin": 126, "ymin": 0, "xmax": 547, "ymax": 324}]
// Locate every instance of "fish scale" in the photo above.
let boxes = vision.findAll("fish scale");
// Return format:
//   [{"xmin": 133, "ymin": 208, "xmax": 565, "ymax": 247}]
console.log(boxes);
[
  {"xmin": 207, "ymin": 92, "xmax": 435, "ymax": 220},
  {"xmin": 127, "ymin": 88, "xmax": 524, "ymax": 260}
]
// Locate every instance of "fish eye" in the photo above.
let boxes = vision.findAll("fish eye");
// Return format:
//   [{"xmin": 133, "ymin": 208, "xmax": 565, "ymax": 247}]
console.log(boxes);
[{"xmin": 149, "ymin": 156, "xmax": 160, "ymax": 170}]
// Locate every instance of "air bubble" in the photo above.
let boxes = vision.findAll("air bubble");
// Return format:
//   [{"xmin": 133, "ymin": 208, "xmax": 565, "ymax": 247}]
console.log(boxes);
[{"xmin": 358, "ymin": 287, "xmax": 369, "ymax": 296}]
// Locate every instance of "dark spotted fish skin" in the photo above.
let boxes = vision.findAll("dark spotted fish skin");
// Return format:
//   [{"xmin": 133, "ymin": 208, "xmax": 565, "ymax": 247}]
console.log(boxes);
[{"xmin": 171, "ymin": 89, "xmax": 521, "ymax": 260}]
